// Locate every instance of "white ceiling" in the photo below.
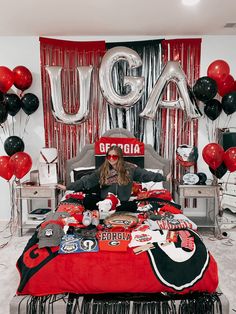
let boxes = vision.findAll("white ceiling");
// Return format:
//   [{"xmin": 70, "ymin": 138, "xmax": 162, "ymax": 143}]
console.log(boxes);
[{"xmin": 1, "ymin": 0, "xmax": 236, "ymax": 36}]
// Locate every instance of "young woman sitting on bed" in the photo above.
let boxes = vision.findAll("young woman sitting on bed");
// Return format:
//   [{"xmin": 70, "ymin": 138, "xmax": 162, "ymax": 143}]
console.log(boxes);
[{"xmin": 57, "ymin": 145, "xmax": 171, "ymax": 213}]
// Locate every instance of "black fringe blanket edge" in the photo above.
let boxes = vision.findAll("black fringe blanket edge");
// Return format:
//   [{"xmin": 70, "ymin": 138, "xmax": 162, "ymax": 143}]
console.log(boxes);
[{"xmin": 19, "ymin": 292, "xmax": 222, "ymax": 314}]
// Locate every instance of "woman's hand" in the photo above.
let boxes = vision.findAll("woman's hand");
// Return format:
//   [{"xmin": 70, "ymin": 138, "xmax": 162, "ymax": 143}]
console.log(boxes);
[{"xmin": 56, "ymin": 184, "xmax": 67, "ymax": 191}]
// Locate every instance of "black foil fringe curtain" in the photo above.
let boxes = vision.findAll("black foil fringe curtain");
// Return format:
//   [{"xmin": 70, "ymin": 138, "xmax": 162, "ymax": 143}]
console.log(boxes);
[
  {"xmin": 18, "ymin": 292, "xmax": 222, "ymax": 314},
  {"xmin": 106, "ymin": 40, "xmax": 163, "ymax": 148}
]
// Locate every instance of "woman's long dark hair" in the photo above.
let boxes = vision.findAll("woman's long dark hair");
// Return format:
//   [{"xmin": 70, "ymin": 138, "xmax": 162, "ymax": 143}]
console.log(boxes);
[{"xmin": 99, "ymin": 145, "xmax": 130, "ymax": 186}]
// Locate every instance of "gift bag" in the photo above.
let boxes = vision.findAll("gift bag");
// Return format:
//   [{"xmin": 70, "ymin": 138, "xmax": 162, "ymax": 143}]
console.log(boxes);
[{"xmin": 38, "ymin": 148, "xmax": 58, "ymax": 185}]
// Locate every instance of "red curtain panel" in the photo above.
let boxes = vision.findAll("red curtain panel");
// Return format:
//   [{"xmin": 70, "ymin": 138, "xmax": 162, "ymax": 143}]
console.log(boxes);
[{"xmin": 39, "ymin": 37, "xmax": 106, "ymax": 182}]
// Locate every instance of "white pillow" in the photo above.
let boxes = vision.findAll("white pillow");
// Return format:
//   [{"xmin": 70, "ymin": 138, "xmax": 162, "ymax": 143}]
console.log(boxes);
[
  {"xmin": 70, "ymin": 166, "xmax": 95, "ymax": 183},
  {"xmin": 141, "ymin": 168, "xmax": 164, "ymax": 191}
]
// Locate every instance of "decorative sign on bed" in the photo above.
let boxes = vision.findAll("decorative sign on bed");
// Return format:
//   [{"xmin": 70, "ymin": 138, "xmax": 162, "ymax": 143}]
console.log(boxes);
[{"xmin": 94, "ymin": 137, "xmax": 145, "ymax": 168}]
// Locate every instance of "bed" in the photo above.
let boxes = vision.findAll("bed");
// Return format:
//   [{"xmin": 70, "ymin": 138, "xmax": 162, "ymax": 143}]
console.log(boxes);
[{"xmin": 10, "ymin": 128, "xmax": 229, "ymax": 313}]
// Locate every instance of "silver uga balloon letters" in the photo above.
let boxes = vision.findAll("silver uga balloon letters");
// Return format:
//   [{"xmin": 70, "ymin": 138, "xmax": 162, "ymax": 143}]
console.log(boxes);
[
  {"xmin": 46, "ymin": 47, "xmax": 200, "ymax": 125},
  {"xmin": 46, "ymin": 65, "xmax": 93, "ymax": 124}
]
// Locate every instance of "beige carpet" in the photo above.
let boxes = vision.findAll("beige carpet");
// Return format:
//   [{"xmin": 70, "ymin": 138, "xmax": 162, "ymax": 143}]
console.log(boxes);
[
  {"xmin": 0, "ymin": 222, "xmax": 236, "ymax": 314},
  {"xmin": 201, "ymin": 228, "xmax": 236, "ymax": 314}
]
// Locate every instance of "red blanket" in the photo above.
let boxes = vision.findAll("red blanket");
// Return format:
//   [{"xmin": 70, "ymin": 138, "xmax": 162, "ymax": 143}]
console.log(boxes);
[{"xmin": 17, "ymin": 229, "xmax": 218, "ymax": 296}]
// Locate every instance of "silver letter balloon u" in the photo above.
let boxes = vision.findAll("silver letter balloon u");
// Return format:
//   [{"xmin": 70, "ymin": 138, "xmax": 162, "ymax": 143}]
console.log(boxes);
[
  {"xmin": 46, "ymin": 65, "xmax": 93, "ymax": 125},
  {"xmin": 140, "ymin": 61, "xmax": 201, "ymax": 120},
  {"xmin": 99, "ymin": 47, "xmax": 144, "ymax": 109}
]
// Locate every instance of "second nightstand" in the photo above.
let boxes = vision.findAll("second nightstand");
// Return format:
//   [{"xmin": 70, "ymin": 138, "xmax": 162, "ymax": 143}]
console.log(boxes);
[{"xmin": 176, "ymin": 184, "xmax": 220, "ymax": 232}]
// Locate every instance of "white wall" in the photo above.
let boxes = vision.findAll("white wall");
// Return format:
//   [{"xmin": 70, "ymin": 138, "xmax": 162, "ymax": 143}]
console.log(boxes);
[
  {"xmin": 0, "ymin": 35, "xmax": 236, "ymax": 220},
  {"xmin": 0, "ymin": 37, "xmax": 45, "ymax": 220}
]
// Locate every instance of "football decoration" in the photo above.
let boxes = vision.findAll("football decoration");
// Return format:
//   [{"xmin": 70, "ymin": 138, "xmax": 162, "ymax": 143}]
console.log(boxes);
[{"xmin": 104, "ymin": 213, "xmax": 138, "ymax": 228}]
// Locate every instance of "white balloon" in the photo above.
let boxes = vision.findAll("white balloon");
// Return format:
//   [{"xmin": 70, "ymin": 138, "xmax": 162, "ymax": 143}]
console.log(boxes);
[
  {"xmin": 46, "ymin": 65, "xmax": 93, "ymax": 125},
  {"xmin": 140, "ymin": 61, "xmax": 201, "ymax": 120},
  {"xmin": 99, "ymin": 47, "xmax": 144, "ymax": 109}
]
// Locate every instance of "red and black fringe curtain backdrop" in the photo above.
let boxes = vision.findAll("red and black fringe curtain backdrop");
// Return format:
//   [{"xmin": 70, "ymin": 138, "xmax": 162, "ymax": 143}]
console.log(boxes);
[
  {"xmin": 161, "ymin": 38, "xmax": 201, "ymax": 181},
  {"xmin": 40, "ymin": 37, "xmax": 201, "ymax": 184},
  {"xmin": 39, "ymin": 37, "xmax": 106, "ymax": 182}
]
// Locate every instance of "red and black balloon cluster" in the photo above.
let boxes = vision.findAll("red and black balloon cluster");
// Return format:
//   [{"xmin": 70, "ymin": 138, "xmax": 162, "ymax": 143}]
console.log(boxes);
[
  {"xmin": 193, "ymin": 60, "xmax": 236, "ymax": 120},
  {"xmin": 202, "ymin": 143, "xmax": 236, "ymax": 179},
  {"xmin": 0, "ymin": 65, "xmax": 38, "ymax": 182}
]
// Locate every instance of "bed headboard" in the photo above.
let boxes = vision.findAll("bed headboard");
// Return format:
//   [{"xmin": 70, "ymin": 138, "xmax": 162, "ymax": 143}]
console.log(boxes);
[{"xmin": 66, "ymin": 128, "xmax": 171, "ymax": 189}]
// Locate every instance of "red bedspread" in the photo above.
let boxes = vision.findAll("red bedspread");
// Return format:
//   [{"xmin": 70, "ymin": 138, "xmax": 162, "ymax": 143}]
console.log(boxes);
[{"xmin": 17, "ymin": 229, "xmax": 218, "ymax": 296}]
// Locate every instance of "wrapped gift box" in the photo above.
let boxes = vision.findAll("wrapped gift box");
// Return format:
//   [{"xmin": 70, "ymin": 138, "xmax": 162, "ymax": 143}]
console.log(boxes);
[
  {"xmin": 38, "ymin": 163, "xmax": 58, "ymax": 185},
  {"xmin": 38, "ymin": 148, "xmax": 58, "ymax": 185}
]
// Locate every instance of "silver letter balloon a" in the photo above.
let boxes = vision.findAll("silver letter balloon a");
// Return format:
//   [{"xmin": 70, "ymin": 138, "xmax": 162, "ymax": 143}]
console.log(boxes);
[
  {"xmin": 46, "ymin": 65, "xmax": 93, "ymax": 125},
  {"xmin": 99, "ymin": 47, "xmax": 145, "ymax": 109},
  {"xmin": 140, "ymin": 61, "xmax": 201, "ymax": 120}
]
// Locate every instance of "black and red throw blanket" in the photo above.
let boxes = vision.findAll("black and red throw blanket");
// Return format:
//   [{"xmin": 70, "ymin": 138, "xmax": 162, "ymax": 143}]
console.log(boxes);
[{"xmin": 17, "ymin": 228, "xmax": 218, "ymax": 296}]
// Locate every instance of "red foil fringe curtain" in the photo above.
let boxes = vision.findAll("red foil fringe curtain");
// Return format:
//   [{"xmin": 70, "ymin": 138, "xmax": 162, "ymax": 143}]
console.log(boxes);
[
  {"xmin": 39, "ymin": 37, "xmax": 106, "ymax": 183},
  {"xmin": 161, "ymin": 39, "xmax": 201, "ymax": 183}
]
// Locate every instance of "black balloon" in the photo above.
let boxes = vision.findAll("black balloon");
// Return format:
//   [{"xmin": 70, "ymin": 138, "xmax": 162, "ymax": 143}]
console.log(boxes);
[
  {"xmin": 0, "ymin": 101, "xmax": 8, "ymax": 124},
  {"xmin": 21, "ymin": 93, "xmax": 39, "ymax": 115},
  {"xmin": 204, "ymin": 99, "xmax": 222, "ymax": 120},
  {"xmin": 193, "ymin": 76, "xmax": 218, "ymax": 102},
  {"xmin": 222, "ymin": 91, "xmax": 236, "ymax": 115},
  {"xmin": 196, "ymin": 172, "xmax": 207, "ymax": 185},
  {"xmin": 5, "ymin": 93, "xmax": 22, "ymax": 116},
  {"xmin": 209, "ymin": 162, "xmax": 227, "ymax": 179},
  {"xmin": 4, "ymin": 136, "xmax": 25, "ymax": 156}
]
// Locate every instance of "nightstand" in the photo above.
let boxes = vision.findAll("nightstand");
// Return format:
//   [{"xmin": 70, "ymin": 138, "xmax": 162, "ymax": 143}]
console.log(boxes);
[
  {"xmin": 176, "ymin": 184, "xmax": 220, "ymax": 233},
  {"xmin": 15, "ymin": 183, "xmax": 61, "ymax": 236}
]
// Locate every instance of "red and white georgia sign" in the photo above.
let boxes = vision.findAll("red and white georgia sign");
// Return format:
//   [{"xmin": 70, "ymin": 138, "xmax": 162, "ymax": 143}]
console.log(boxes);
[{"xmin": 94, "ymin": 137, "xmax": 144, "ymax": 156}]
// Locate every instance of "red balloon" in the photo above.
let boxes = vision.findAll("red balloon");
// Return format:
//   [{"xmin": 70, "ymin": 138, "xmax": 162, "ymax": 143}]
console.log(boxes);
[
  {"xmin": 217, "ymin": 74, "xmax": 235, "ymax": 97},
  {"xmin": 0, "ymin": 66, "xmax": 14, "ymax": 93},
  {"xmin": 9, "ymin": 152, "xmax": 32, "ymax": 179},
  {"xmin": 13, "ymin": 66, "xmax": 33, "ymax": 91},
  {"xmin": 207, "ymin": 60, "xmax": 230, "ymax": 82},
  {"xmin": 232, "ymin": 80, "xmax": 236, "ymax": 92},
  {"xmin": 223, "ymin": 147, "xmax": 236, "ymax": 172},
  {"xmin": 0, "ymin": 156, "xmax": 14, "ymax": 181},
  {"xmin": 202, "ymin": 143, "xmax": 224, "ymax": 170}
]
